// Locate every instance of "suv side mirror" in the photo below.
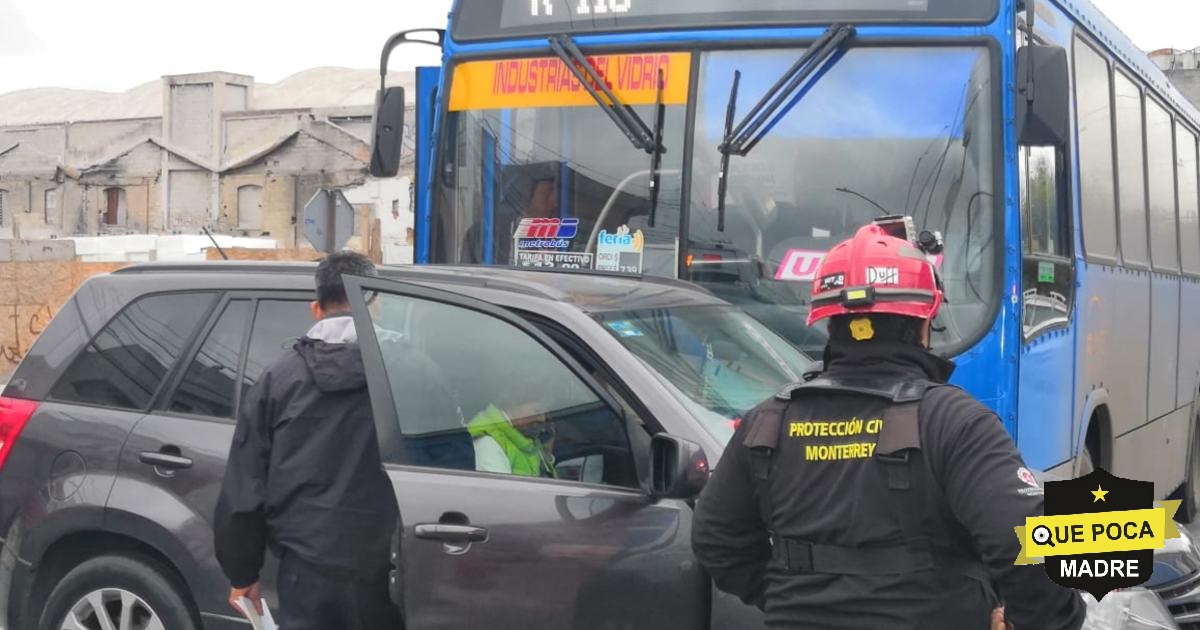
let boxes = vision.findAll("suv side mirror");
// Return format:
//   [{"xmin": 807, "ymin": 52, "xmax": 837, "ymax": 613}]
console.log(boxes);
[
  {"xmin": 1016, "ymin": 45, "xmax": 1069, "ymax": 147},
  {"xmin": 370, "ymin": 86, "xmax": 407, "ymax": 177},
  {"xmin": 650, "ymin": 433, "xmax": 709, "ymax": 499}
]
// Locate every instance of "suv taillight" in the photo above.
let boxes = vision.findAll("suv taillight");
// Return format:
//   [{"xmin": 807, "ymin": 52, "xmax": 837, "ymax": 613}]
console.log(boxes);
[{"xmin": 0, "ymin": 396, "xmax": 38, "ymax": 472}]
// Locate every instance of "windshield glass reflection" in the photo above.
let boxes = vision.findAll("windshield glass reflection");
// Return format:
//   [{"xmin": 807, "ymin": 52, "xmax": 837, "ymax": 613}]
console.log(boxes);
[
  {"xmin": 687, "ymin": 46, "xmax": 997, "ymax": 356},
  {"xmin": 594, "ymin": 305, "xmax": 812, "ymax": 445}
]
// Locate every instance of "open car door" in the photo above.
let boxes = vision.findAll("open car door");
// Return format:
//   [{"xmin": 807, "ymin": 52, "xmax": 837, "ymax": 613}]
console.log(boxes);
[{"xmin": 343, "ymin": 274, "xmax": 708, "ymax": 630}]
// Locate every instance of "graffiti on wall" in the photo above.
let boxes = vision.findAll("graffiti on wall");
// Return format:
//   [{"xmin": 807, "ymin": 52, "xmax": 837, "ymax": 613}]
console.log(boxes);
[{"xmin": 1, "ymin": 304, "xmax": 56, "ymax": 369}]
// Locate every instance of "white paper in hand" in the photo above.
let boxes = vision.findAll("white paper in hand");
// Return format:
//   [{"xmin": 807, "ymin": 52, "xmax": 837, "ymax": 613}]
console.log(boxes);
[{"xmin": 236, "ymin": 597, "xmax": 278, "ymax": 630}]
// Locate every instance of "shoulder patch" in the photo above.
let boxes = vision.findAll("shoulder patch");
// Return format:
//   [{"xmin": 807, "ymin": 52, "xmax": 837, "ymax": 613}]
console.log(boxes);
[
  {"xmin": 1016, "ymin": 466, "xmax": 1044, "ymax": 496},
  {"xmin": 1018, "ymin": 467, "xmax": 1039, "ymax": 488}
]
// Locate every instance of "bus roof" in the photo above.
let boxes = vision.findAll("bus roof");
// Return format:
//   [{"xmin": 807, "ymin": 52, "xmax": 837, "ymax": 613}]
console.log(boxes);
[{"xmin": 1062, "ymin": 0, "xmax": 1200, "ymax": 128}]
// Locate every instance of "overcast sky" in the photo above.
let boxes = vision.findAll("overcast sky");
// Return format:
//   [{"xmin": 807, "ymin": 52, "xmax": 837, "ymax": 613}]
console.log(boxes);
[{"xmin": 0, "ymin": 0, "xmax": 1196, "ymax": 95}]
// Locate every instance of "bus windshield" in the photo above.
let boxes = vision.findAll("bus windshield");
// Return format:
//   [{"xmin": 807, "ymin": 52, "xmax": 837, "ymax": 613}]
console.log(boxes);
[
  {"xmin": 431, "ymin": 52, "xmax": 689, "ymax": 277},
  {"xmin": 691, "ymin": 46, "xmax": 997, "ymax": 355},
  {"xmin": 431, "ymin": 45, "xmax": 998, "ymax": 356}
]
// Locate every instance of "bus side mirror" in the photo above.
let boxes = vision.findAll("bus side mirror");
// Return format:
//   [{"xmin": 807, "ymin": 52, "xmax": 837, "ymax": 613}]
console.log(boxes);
[
  {"xmin": 1016, "ymin": 45, "xmax": 1069, "ymax": 147},
  {"xmin": 370, "ymin": 86, "xmax": 407, "ymax": 178}
]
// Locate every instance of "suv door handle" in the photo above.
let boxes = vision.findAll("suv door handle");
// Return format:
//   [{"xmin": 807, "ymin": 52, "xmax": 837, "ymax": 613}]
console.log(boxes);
[
  {"xmin": 414, "ymin": 524, "xmax": 488, "ymax": 543},
  {"xmin": 139, "ymin": 449, "xmax": 193, "ymax": 470}
]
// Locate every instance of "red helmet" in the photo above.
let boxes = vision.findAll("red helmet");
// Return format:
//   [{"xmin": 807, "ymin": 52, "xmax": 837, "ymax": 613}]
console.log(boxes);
[{"xmin": 806, "ymin": 223, "xmax": 944, "ymax": 327}]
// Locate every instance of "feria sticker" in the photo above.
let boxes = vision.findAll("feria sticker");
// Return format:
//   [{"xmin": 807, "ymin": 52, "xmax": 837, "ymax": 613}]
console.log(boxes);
[{"xmin": 595, "ymin": 225, "xmax": 645, "ymax": 274}]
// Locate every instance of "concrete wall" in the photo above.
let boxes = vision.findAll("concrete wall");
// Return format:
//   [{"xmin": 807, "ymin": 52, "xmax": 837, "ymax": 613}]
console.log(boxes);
[
  {"xmin": 87, "ymin": 140, "xmax": 162, "ymax": 177},
  {"xmin": 0, "ymin": 178, "xmax": 70, "ymax": 238},
  {"xmin": 0, "ymin": 143, "xmax": 59, "ymax": 176},
  {"xmin": 219, "ymin": 173, "xmax": 287, "ymax": 238},
  {"xmin": 168, "ymin": 170, "xmax": 212, "ymax": 230},
  {"xmin": 262, "ymin": 133, "xmax": 366, "ymax": 175},
  {"xmin": 0, "ymin": 126, "xmax": 66, "ymax": 172},
  {"xmin": 170, "ymin": 83, "xmax": 215, "ymax": 160},
  {"xmin": 344, "ymin": 176, "xmax": 413, "ymax": 264},
  {"xmin": 220, "ymin": 174, "xmax": 327, "ymax": 247},
  {"xmin": 224, "ymin": 115, "xmax": 301, "ymax": 164},
  {"xmin": 66, "ymin": 118, "xmax": 160, "ymax": 167},
  {"xmin": 9, "ymin": 179, "xmax": 66, "ymax": 236},
  {"xmin": 1166, "ymin": 70, "xmax": 1200, "ymax": 110},
  {"xmin": 221, "ymin": 133, "xmax": 369, "ymax": 247},
  {"xmin": 335, "ymin": 120, "xmax": 371, "ymax": 143},
  {"xmin": 78, "ymin": 180, "xmax": 158, "ymax": 234}
]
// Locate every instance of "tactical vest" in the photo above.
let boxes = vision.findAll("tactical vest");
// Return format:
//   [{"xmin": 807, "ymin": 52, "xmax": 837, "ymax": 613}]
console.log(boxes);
[{"xmin": 742, "ymin": 373, "xmax": 993, "ymax": 588}]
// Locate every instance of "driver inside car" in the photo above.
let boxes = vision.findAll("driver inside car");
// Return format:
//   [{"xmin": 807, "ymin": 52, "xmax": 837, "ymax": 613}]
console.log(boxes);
[{"xmin": 469, "ymin": 398, "xmax": 558, "ymax": 478}]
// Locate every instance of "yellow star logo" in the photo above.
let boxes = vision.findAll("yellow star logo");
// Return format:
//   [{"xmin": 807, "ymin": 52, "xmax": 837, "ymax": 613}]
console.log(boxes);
[{"xmin": 1091, "ymin": 485, "xmax": 1109, "ymax": 502}]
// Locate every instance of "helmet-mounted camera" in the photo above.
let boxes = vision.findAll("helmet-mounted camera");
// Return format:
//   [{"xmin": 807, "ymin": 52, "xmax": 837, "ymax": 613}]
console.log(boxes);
[{"xmin": 873, "ymin": 215, "xmax": 944, "ymax": 257}]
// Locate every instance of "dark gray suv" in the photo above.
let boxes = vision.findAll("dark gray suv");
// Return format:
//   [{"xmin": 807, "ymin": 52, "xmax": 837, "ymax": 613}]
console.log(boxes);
[{"xmin": 0, "ymin": 262, "xmax": 817, "ymax": 630}]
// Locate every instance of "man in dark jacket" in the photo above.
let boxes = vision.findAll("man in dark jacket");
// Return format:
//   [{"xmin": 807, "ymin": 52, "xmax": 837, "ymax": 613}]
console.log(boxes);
[
  {"xmin": 214, "ymin": 251, "xmax": 401, "ymax": 630},
  {"xmin": 691, "ymin": 221, "xmax": 1086, "ymax": 630}
]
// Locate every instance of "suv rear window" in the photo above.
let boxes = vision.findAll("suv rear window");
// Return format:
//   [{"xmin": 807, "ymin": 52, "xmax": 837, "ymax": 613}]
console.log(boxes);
[{"xmin": 49, "ymin": 293, "xmax": 217, "ymax": 411}]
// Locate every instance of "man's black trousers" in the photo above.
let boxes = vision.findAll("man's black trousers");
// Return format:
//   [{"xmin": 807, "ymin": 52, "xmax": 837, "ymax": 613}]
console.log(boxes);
[{"xmin": 276, "ymin": 552, "xmax": 403, "ymax": 630}]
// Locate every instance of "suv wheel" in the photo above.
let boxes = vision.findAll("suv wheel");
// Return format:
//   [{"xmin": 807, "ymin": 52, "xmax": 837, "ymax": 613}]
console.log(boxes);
[{"xmin": 37, "ymin": 555, "xmax": 196, "ymax": 630}]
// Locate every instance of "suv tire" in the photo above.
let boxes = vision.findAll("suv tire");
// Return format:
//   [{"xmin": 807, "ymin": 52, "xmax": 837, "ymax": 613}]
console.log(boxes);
[{"xmin": 36, "ymin": 554, "xmax": 196, "ymax": 630}]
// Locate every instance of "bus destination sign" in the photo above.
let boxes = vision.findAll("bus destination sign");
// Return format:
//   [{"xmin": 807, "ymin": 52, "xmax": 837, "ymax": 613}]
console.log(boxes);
[
  {"xmin": 505, "ymin": 0, "xmax": 928, "ymax": 29},
  {"xmin": 452, "ymin": 0, "xmax": 994, "ymax": 41},
  {"xmin": 449, "ymin": 52, "xmax": 691, "ymax": 111}
]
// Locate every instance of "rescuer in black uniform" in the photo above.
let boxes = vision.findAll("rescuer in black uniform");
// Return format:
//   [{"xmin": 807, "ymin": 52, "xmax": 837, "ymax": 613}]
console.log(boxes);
[
  {"xmin": 214, "ymin": 251, "xmax": 402, "ymax": 630},
  {"xmin": 692, "ymin": 219, "xmax": 1086, "ymax": 630}
]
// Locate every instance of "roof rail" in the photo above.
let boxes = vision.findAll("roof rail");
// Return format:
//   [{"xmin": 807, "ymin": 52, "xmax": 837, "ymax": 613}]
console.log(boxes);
[
  {"xmin": 112, "ymin": 261, "xmax": 318, "ymax": 275},
  {"xmin": 109, "ymin": 261, "xmax": 714, "ymax": 300},
  {"xmin": 378, "ymin": 266, "xmax": 573, "ymax": 301}
]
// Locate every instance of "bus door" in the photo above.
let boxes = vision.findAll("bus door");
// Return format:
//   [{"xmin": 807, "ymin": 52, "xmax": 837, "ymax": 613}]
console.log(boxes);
[{"xmin": 1014, "ymin": 28, "xmax": 1079, "ymax": 476}]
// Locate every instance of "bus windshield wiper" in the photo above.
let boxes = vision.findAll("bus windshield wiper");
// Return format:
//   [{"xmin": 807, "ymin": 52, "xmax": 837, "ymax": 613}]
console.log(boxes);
[
  {"xmin": 716, "ymin": 23, "xmax": 856, "ymax": 231},
  {"xmin": 549, "ymin": 34, "xmax": 658, "ymax": 153},
  {"xmin": 648, "ymin": 68, "xmax": 667, "ymax": 228}
]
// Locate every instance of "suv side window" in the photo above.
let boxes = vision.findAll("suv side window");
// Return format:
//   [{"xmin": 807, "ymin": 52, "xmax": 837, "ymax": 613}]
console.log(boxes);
[
  {"xmin": 368, "ymin": 292, "xmax": 639, "ymax": 489},
  {"xmin": 50, "ymin": 292, "xmax": 217, "ymax": 411},
  {"xmin": 168, "ymin": 300, "xmax": 252, "ymax": 418},
  {"xmin": 242, "ymin": 300, "xmax": 315, "ymax": 398}
]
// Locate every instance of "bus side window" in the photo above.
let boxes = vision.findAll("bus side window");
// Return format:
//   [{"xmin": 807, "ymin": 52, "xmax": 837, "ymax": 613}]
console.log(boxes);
[{"xmin": 1019, "ymin": 144, "xmax": 1073, "ymax": 338}]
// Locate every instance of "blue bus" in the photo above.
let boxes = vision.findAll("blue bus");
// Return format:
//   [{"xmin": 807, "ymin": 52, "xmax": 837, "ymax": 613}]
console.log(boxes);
[{"xmin": 371, "ymin": 0, "xmax": 1200, "ymax": 520}]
